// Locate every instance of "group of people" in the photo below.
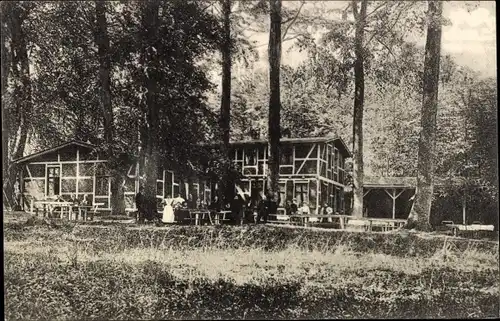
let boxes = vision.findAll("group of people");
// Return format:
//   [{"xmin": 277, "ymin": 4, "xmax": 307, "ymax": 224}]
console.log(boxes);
[
  {"xmin": 284, "ymin": 199, "xmax": 333, "ymax": 216},
  {"xmin": 135, "ymin": 185, "xmax": 336, "ymax": 225}
]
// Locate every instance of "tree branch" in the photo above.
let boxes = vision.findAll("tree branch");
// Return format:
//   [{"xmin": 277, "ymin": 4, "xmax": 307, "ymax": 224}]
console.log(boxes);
[
  {"xmin": 281, "ymin": 1, "xmax": 305, "ymax": 41},
  {"xmin": 282, "ymin": 33, "xmax": 302, "ymax": 43},
  {"xmin": 201, "ymin": 2, "xmax": 216, "ymax": 13},
  {"xmin": 365, "ymin": 1, "xmax": 390, "ymax": 18},
  {"xmin": 365, "ymin": 2, "xmax": 412, "ymax": 48},
  {"xmin": 351, "ymin": 0, "xmax": 358, "ymax": 21}
]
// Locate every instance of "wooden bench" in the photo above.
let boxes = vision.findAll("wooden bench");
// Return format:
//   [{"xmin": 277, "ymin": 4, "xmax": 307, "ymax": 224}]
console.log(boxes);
[
  {"xmin": 75, "ymin": 203, "xmax": 105, "ymax": 221},
  {"xmin": 267, "ymin": 213, "xmax": 291, "ymax": 225},
  {"xmin": 346, "ymin": 219, "xmax": 367, "ymax": 231},
  {"xmin": 34, "ymin": 201, "xmax": 73, "ymax": 219},
  {"xmin": 213, "ymin": 211, "xmax": 232, "ymax": 225}
]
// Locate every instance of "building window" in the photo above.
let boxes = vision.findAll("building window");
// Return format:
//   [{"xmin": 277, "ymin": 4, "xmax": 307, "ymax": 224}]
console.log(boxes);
[
  {"xmin": 278, "ymin": 182, "xmax": 286, "ymax": 207},
  {"xmin": 294, "ymin": 182, "xmax": 308, "ymax": 205},
  {"xmin": 47, "ymin": 166, "xmax": 61, "ymax": 196},
  {"xmin": 280, "ymin": 145, "xmax": 293, "ymax": 164},
  {"xmin": 95, "ymin": 176, "xmax": 109, "ymax": 196},
  {"xmin": 295, "ymin": 144, "xmax": 313, "ymax": 159},
  {"xmin": 244, "ymin": 148, "xmax": 256, "ymax": 166}
]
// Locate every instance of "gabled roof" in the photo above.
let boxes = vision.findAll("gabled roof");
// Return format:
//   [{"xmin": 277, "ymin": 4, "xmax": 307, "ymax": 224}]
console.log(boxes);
[
  {"xmin": 203, "ymin": 135, "xmax": 353, "ymax": 158},
  {"xmin": 364, "ymin": 176, "xmax": 485, "ymax": 188},
  {"xmin": 13, "ymin": 140, "xmax": 96, "ymax": 164},
  {"xmin": 364, "ymin": 177, "xmax": 417, "ymax": 188},
  {"xmin": 229, "ymin": 136, "xmax": 337, "ymax": 145}
]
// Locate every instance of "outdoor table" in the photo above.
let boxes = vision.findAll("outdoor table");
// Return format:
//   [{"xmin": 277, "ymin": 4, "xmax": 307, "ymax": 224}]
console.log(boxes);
[
  {"xmin": 75, "ymin": 204, "xmax": 103, "ymax": 221},
  {"xmin": 35, "ymin": 201, "xmax": 73, "ymax": 219},
  {"xmin": 289, "ymin": 214, "xmax": 335, "ymax": 225},
  {"xmin": 188, "ymin": 210, "xmax": 211, "ymax": 226},
  {"xmin": 74, "ymin": 205, "xmax": 91, "ymax": 221},
  {"xmin": 214, "ymin": 211, "xmax": 231, "ymax": 225}
]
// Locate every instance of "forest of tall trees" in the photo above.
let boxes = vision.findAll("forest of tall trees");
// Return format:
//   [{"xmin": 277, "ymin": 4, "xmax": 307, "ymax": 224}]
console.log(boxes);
[{"xmin": 1, "ymin": 1, "xmax": 497, "ymax": 229}]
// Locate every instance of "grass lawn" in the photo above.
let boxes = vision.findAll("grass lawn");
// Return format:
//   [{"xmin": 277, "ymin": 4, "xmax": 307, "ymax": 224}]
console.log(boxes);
[{"xmin": 4, "ymin": 212, "xmax": 499, "ymax": 320}]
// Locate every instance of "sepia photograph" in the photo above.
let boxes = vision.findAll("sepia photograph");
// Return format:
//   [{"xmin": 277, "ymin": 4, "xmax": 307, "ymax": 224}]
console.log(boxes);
[{"xmin": 2, "ymin": 0, "xmax": 498, "ymax": 319}]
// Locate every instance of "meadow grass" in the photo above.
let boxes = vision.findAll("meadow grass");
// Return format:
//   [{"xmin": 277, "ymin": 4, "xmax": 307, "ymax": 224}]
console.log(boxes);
[{"xmin": 4, "ymin": 217, "xmax": 499, "ymax": 320}]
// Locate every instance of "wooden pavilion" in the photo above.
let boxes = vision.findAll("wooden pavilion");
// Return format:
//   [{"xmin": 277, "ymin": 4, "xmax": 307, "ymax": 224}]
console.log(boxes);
[
  {"xmin": 363, "ymin": 176, "xmax": 489, "ymax": 225},
  {"xmin": 363, "ymin": 177, "xmax": 416, "ymax": 220}
]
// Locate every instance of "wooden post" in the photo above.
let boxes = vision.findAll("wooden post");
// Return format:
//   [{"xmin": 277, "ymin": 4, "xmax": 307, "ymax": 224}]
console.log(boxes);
[
  {"xmin": 462, "ymin": 187, "xmax": 466, "ymax": 225},
  {"xmin": 392, "ymin": 188, "xmax": 396, "ymax": 220},
  {"xmin": 316, "ymin": 144, "xmax": 320, "ymax": 213},
  {"xmin": 384, "ymin": 188, "xmax": 405, "ymax": 220},
  {"xmin": 76, "ymin": 148, "xmax": 79, "ymax": 196}
]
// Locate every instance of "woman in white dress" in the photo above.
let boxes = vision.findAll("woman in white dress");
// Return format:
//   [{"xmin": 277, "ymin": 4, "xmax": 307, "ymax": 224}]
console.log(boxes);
[{"xmin": 162, "ymin": 197, "xmax": 175, "ymax": 224}]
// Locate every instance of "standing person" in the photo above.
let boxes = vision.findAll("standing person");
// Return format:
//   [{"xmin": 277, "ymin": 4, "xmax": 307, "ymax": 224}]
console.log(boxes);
[
  {"xmin": 290, "ymin": 198, "xmax": 298, "ymax": 215},
  {"xmin": 80, "ymin": 194, "xmax": 91, "ymax": 221},
  {"xmin": 208, "ymin": 195, "xmax": 221, "ymax": 224},
  {"xmin": 285, "ymin": 200, "xmax": 292, "ymax": 216},
  {"xmin": 267, "ymin": 191, "xmax": 278, "ymax": 217},
  {"xmin": 317, "ymin": 203, "xmax": 326, "ymax": 222},
  {"xmin": 135, "ymin": 186, "xmax": 145, "ymax": 223},
  {"xmin": 325, "ymin": 204, "xmax": 334, "ymax": 222},
  {"xmin": 299, "ymin": 201, "xmax": 313, "ymax": 224},
  {"xmin": 256, "ymin": 195, "xmax": 269, "ymax": 224},
  {"xmin": 299, "ymin": 202, "xmax": 310, "ymax": 215},
  {"xmin": 230, "ymin": 194, "xmax": 244, "ymax": 225},
  {"xmin": 162, "ymin": 195, "xmax": 175, "ymax": 224},
  {"xmin": 187, "ymin": 193, "xmax": 196, "ymax": 209},
  {"xmin": 69, "ymin": 193, "xmax": 79, "ymax": 220}
]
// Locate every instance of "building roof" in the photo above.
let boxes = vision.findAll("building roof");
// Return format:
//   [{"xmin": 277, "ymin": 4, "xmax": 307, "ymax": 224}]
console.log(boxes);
[
  {"xmin": 364, "ymin": 177, "xmax": 417, "ymax": 188},
  {"xmin": 205, "ymin": 135, "xmax": 353, "ymax": 157},
  {"xmin": 13, "ymin": 140, "xmax": 96, "ymax": 164},
  {"xmin": 229, "ymin": 136, "xmax": 337, "ymax": 145},
  {"xmin": 364, "ymin": 176, "xmax": 484, "ymax": 188}
]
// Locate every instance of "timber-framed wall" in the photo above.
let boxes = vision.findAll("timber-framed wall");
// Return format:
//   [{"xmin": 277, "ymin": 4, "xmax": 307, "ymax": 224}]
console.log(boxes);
[
  {"xmin": 228, "ymin": 136, "xmax": 352, "ymax": 214},
  {"xmin": 15, "ymin": 141, "xmax": 213, "ymax": 213}
]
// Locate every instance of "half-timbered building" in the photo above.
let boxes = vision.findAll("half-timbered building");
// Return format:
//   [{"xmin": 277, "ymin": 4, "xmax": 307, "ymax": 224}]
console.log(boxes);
[
  {"xmin": 15, "ymin": 136, "xmax": 352, "ymax": 214},
  {"xmin": 14, "ymin": 140, "xmax": 213, "ymax": 213},
  {"xmin": 228, "ymin": 136, "xmax": 352, "ymax": 214}
]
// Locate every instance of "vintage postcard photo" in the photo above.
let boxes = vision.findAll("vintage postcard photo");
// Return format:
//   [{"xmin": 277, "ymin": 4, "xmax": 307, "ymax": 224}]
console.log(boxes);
[{"xmin": 2, "ymin": 0, "xmax": 498, "ymax": 319}]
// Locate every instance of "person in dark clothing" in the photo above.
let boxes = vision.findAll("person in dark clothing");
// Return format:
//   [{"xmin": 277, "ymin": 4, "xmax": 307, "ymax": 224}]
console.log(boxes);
[
  {"xmin": 187, "ymin": 193, "xmax": 196, "ymax": 209},
  {"xmin": 267, "ymin": 194, "xmax": 278, "ymax": 216},
  {"xmin": 285, "ymin": 200, "xmax": 292, "ymax": 216},
  {"xmin": 255, "ymin": 195, "xmax": 269, "ymax": 224},
  {"xmin": 230, "ymin": 194, "xmax": 245, "ymax": 225},
  {"xmin": 208, "ymin": 195, "xmax": 221, "ymax": 212},
  {"xmin": 135, "ymin": 187, "xmax": 145, "ymax": 222},
  {"xmin": 290, "ymin": 198, "xmax": 298, "ymax": 215}
]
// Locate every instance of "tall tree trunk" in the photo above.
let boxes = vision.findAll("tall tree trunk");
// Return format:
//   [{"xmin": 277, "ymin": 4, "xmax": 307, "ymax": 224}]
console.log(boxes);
[
  {"xmin": 220, "ymin": 0, "xmax": 232, "ymax": 148},
  {"xmin": 141, "ymin": 0, "xmax": 161, "ymax": 218},
  {"xmin": 4, "ymin": 3, "xmax": 33, "ymax": 209},
  {"xmin": 1, "ymin": 2, "xmax": 11, "ymax": 209},
  {"xmin": 267, "ymin": 0, "xmax": 282, "ymax": 204},
  {"xmin": 1, "ymin": 3, "xmax": 10, "ymax": 186},
  {"xmin": 9, "ymin": 3, "xmax": 32, "ymax": 162},
  {"xmin": 220, "ymin": 0, "xmax": 232, "ymax": 202},
  {"xmin": 407, "ymin": 0, "xmax": 443, "ymax": 231},
  {"xmin": 95, "ymin": 0, "xmax": 125, "ymax": 215},
  {"xmin": 351, "ymin": 0, "xmax": 367, "ymax": 218}
]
